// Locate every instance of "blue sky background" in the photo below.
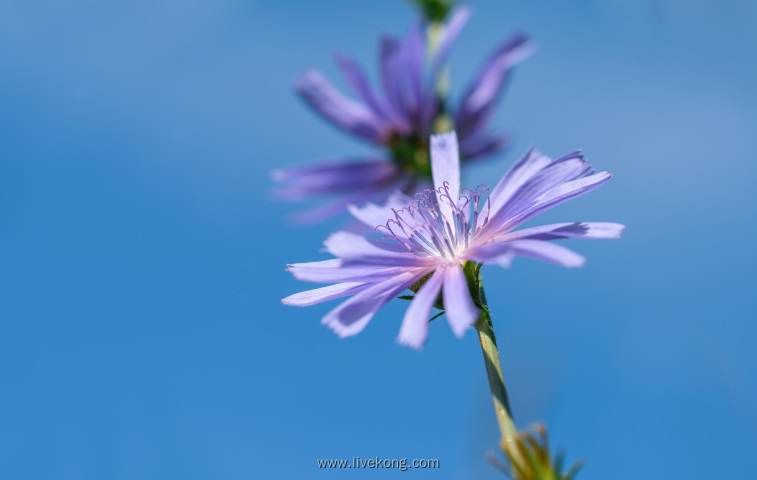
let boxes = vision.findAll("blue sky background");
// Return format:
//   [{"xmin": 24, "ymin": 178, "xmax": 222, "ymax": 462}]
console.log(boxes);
[{"xmin": 1, "ymin": 1, "xmax": 755, "ymax": 479}]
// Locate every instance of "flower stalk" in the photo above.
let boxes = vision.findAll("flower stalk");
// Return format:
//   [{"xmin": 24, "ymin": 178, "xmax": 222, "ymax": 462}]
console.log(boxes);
[
  {"xmin": 475, "ymin": 302, "xmax": 517, "ymax": 441},
  {"xmin": 467, "ymin": 265, "xmax": 522, "ymax": 467}
]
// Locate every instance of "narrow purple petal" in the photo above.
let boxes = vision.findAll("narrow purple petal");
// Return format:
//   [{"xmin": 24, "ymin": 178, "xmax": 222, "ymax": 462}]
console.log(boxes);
[
  {"xmin": 287, "ymin": 259, "xmax": 410, "ymax": 283},
  {"xmin": 460, "ymin": 242, "xmax": 515, "ymax": 268},
  {"xmin": 488, "ymin": 149, "xmax": 560, "ymax": 214},
  {"xmin": 464, "ymin": 239, "xmax": 585, "ymax": 268},
  {"xmin": 322, "ymin": 270, "xmax": 425, "ymax": 338},
  {"xmin": 455, "ymin": 33, "xmax": 533, "ymax": 140},
  {"xmin": 347, "ymin": 190, "xmax": 414, "ymax": 230},
  {"xmin": 282, "ymin": 282, "xmax": 370, "ymax": 307},
  {"xmin": 478, "ymin": 150, "xmax": 607, "ymax": 239},
  {"xmin": 492, "ymin": 151, "xmax": 591, "ymax": 221},
  {"xmin": 500, "ymin": 222, "xmax": 626, "ymax": 241},
  {"xmin": 430, "ymin": 131, "xmax": 461, "ymax": 198},
  {"xmin": 429, "ymin": 7, "xmax": 472, "ymax": 79},
  {"xmin": 442, "ymin": 264, "xmax": 479, "ymax": 338},
  {"xmin": 324, "ymin": 231, "xmax": 436, "ymax": 266},
  {"xmin": 506, "ymin": 240, "xmax": 586, "ymax": 268},
  {"xmin": 499, "ymin": 172, "xmax": 614, "ymax": 233},
  {"xmin": 335, "ymin": 55, "xmax": 409, "ymax": 132},
  {"xmin": 272, "ymin": 159, "xmax": 398, "ymax": 200},
  {"xmin": 420, "ymin": 7, "xmax": 472, "ymax": 126},
  {"xmin": 458, "ymin": 130, "xmax": 506, "ymax": 161},
  {"xmin": 296, "ymin": 70, "xmax": 389, "ymax": 144},
  {"xmin": 397, "ymin": 269, "xmax": 444, "ymax": 349},
  {"xmin": 286, "ymin": 180, "xmax": 396, "ymax": 225},
  {"xmin": 404, "ymin": 21, "xmax": 425, "ymax": 121},
  {"xmin": 379, "ymin": 36, "xmax": 406, "ymax": 124}
]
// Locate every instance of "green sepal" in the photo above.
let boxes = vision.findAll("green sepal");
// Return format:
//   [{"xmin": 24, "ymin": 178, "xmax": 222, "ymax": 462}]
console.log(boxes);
[
  {"xmin": 488, "ymin": 424, "xmax": 584, "ymax": 480},
  {"xmin": 406, "ymin": 0, "xmax": 455, "ymax": 23}
]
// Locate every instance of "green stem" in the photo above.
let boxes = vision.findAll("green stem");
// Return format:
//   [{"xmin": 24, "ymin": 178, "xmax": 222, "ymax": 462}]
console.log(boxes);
[
  {"xmin": 475, "ymin": 300, "xmax": 516, "ymax": 441},
  {"xmin": 472, "ymin": 273, "xmax": 523, "ymax": 465}
]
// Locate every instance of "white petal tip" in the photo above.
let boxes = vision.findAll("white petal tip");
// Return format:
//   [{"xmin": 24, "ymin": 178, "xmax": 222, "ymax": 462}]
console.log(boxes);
[{"xmin": 396, "ymin": 336, "xmax": 425, "ymax": 351}]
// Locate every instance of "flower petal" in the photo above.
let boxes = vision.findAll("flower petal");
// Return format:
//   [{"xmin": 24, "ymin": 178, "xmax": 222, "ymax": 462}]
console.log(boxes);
[
  {"xmin": 322, "ymin": 270, "xmax": 425, "ymax": 338},
  {"xmin": 282, "ymin": 282, "xmax": 370, "ymax": 307},
  {"xmin": 489, "ymin": 149, "xmax": 588, "ymax": 219},
  {"xmin": 506, "ymin": 240, "xmax": 586, "ymax": 268},
  {"xmin": 271, "ymin": 158, "xmax": 398, "ymax": 200},
  {"xmin": 460, "ymin": 243, "xmax": 515, "ymax": 268},
  {"xmin": 287, "ymin": 259, "xmax": 410, "ymax": 283},
  {"xmin": 443, "ymin": 264, "xmax": 479, "ymax": 338},
  {"xmin": 459, "ymin": 130, "xmax": 506, "ymax": 161},
  {"xmin": 488, "ymin": 148, "xmax": 552, "ymax": 214},
  {"xmin": 397, "ymin": 269, "xmax": 444, "ymax": 349},
  {"xmin": 500, "ymin": 222, "xmax": 626, "ymax": 241},
  {"xmin": 430, "ymin": 131, "xmax": 461, "ymax": 198},
  {"xmin": 296, "ymin": 70, "xmax": 389, "ymax": 144},
  {"xmin": 429, "ymin": 7, "xmax": 472, "ymax": 80},
  {"xmin": 335, "ymin": 55, "xmax": 409, "ymax": 132},
  {"xmin": 464, "ymin": 239, "xmax": 585, "ymax": 268},
  {"xmin": 420, "ymin": 7, "xmax": 471, "ymax": 126},
  {"xmin": 502, "ymin": 172, "xmax": 614, "ymax": 233},
  {"xmin": 404, "ymin": 20, "xmax": 425, "ymax": 122},
  {"xmin": 347, "ymin": 190, "xmax": 415, "ymax": 230},
  {"xmin": 286, "ymin": 180, "xmax": 402, "ymax": 225},
  {"xmin": 455, "ymin": 33, "xmax": 533, "ymax": 140},
  {"xmin": 379, "ymin": 36, "xmax": 406, "ymax": 125},
  {"xmin": 324, "ymin": 231, "xmax": 436, "ymax": 266}
]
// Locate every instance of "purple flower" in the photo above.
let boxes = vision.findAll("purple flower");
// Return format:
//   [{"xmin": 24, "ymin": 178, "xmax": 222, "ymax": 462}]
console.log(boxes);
[
  {"xmin": 282, "ymin": 132, "xmax": 625, "ymax": 349},
  {"xmin": 272, "ymin": 7, "xmax": 533, "ymax": 223}
]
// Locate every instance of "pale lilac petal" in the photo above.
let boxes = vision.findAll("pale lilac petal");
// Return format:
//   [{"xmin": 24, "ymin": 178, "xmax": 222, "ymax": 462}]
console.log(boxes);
[
  {"xmin": 322, "ymin": 270, "xmax": 426, "ymax": 338},
  {"xmin": 491, "ymin": 151, "xmax": 591, "ymax": 221},
  {"xmin": 460, "ymin": 242, "xmax": 515, "ymax": 267},
  {"xmin": 296, "ymin": 70, "xmax": 389, "ymax": 144},
  {"xmin": 478, "ymin": 151, "xmax": 605, "ymax": 238},
  {"xmin": 464, "ymin": 239, "xmax": 585, "ymax": 268},
  {"xmin": 443, "ymin": 264, "xmax": 479, "ymax": 338},
  {"xmin": 430, "ymin": 132, "xmax": 462, "ymax": 228},
  {"xmin": 430, "ymin": 131, "xmax": 461, "ymax": 196},
  {"xmin": 282, "ymin": 282, "xmax": 369, "ymax": 306},
  {"xmin": 500, "ymin": 172, "xmax": 613, "ymax": 233},
  {"xmin": 287, "ymin": 259, "xmax": 410, "ymax": 283},
  {"xmin": 492, "ymin": 149, "xmax": 592, "ymax": 216},
  {"xmin": 488, "ymin": 149, "xmax": 565, "ymax": 214},
  {"xmin": 500, "ymin": 222, "xmax": 626, "ymax": 241},
  {"xmin": 347, "ymin": 190, "xmax": 414, "ymax": 230},
  {"xmin": 506, "ymin": 240, "xmax": 586, "ymax": 268},
  {"xmin": 397, "ymin": 269, "xmax": 444, "ymax": 349},
  {"xmin": 455, "ymin": 33, "xmax": 533, "ymax": 140},
  {"xmin": 324, "ymin": 231, "xmax": 436, "ymax": 266}
]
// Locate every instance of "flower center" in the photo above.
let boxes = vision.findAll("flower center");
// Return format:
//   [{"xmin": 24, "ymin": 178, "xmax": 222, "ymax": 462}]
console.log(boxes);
[
  {"xmin": 387, "ymin": 133, "xmax": 432, "ymax": 179},
  {"xmin": 377, "ymin": 183, "xmax": 490, "ymax": 262}
]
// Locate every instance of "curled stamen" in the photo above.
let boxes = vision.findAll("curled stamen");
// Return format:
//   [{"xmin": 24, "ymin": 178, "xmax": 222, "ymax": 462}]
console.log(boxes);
[{"xmin": 374, "ymin": 183, "xmax": 492, "ymax": 261}]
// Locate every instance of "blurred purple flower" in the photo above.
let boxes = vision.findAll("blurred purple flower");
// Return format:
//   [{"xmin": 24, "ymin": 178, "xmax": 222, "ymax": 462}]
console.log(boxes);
[
  {"xmin": 282, "ymin": 132, "xmax": 624, "ymax": 348},
  {"xmin": 272, "ymin": 7, "xmax": 533, "ymax": 223}
]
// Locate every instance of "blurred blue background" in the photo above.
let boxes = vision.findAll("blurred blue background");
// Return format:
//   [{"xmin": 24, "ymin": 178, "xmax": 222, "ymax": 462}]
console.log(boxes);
[{"xmin": 1, "ymin": 1, "xmax": 755, "ymax": 478}]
